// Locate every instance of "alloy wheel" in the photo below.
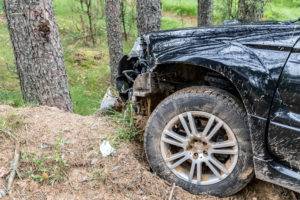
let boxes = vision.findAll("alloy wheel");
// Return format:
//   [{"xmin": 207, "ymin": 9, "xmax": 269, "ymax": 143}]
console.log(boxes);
[{"xmin": 160, "ymin": 111, "xmax": 238, "ymax": 185}]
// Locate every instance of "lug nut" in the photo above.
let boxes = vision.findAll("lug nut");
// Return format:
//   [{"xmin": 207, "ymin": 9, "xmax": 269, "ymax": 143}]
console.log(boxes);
[{"xmin": 193, "ymin": 153, "xmax": 199, "ymax": 159}]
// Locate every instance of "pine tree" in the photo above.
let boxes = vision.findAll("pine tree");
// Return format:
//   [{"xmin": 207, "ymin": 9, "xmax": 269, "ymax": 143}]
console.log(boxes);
[{"xmin": 4, "ymin": 0, "xmax": 72, "ymax": 111}]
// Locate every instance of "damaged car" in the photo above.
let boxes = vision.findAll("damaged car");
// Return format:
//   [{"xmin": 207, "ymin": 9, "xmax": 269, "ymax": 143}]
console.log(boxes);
[{"xmin": 117, "ymin": 21, "xmax": 300, "ymax": 197}]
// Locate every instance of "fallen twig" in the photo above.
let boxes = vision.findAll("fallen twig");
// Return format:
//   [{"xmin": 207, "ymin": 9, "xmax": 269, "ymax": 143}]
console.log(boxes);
[
  {"xmin": 0, "ymin": 141, "xmax": 20, "ymax": 198},
  {"xmin": 168, "ymin": 183, "xmax": 176, "ymax": 200},
  {"xmin": 7, "ymin": 141, "xmax": 20, "ymax": 194}
]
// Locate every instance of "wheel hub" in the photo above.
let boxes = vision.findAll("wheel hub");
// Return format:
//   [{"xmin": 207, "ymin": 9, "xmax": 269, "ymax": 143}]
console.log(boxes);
[{"xmin": 187, "ymin": 137, "xmax": 208, "ymax": 158}]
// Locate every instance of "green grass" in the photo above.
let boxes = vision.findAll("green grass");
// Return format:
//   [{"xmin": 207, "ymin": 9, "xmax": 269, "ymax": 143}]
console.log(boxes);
[
  {"xmin": 105, "ymin": 103, "xmax": 140, "ymax": 146},
  {"xmin": 161, "ymin": 17, "xmax": 188, "ymax": 30},
  {"xmin": 0, "ymin": 90, "xmax": 23, "ymax": 107},
  {"xmin": 20, "ymin": 136, "xmax": 69, "ymax": 185},
  {"xmin": 265, "ymin": 0, "xmax": 300, "ymax": 21},
  {"xmin": 162, "ymin": 0, "xmax": 300, "ymax": 23},
  {"xmin": 0, "ymin": 20, "xmax": 20, "ymax": 106},
  {"xmin": 0, "ymin": 0, "xmax": 299, "ymax": 115},
  {"xmin": 162, "ymin": 0, "xmax": 197, "ymax": 16}
]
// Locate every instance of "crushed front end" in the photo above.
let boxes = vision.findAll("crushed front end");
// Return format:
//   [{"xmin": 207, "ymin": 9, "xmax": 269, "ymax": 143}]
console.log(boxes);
[{"xmin": 116, "ymin": 37, "xmax": 159, "ymax": 115}]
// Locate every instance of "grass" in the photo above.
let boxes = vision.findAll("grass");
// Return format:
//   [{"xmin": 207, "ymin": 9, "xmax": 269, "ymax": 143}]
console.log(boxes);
[
  {"xmin": 114, "ymin": 103, "xmax": 139, "ymax": 142},
  {"xmin": 0, "ymin": 0, "xmax": 299, "ymax": 115},
  {"xmin": 89, "ymin": 167, "xmax": 107, "ymax": 183},
  {"xmin": 20, "ymin": 135, "xmax": 69, "ymax": 185},
  {"xmin": 105, "ymin": 103, "xmax": 140, "ymax": 145},
  {"xmin": 162, "ymin": 0, "xmax": 300, "ymax": 23},
  {"xmin": 265, "ymin": 0, "xmax": 300, "ymax": 21},
  {"xmin": 161, "ymin": 16, "xmax": 192, "ymax": 30},
  {"xmin": 0, "ymin": 111, "xmax": 68, "ymax": 185},
  {"xmin": 162, "ymin": 0, "xmax": 197, "ymax": 16},
  {"xmin": 0, "ymin": 91, "xmax": 24, "ymax": 107},
  {"xmin": 0, "ymin": 21, "xmax": 20, "ymax": 106}
]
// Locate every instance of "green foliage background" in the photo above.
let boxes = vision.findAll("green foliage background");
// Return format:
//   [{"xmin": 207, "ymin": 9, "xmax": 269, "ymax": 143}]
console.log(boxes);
[{"xmin": 0, "ymin": 0, "xmax": 299, "ymax": 115}]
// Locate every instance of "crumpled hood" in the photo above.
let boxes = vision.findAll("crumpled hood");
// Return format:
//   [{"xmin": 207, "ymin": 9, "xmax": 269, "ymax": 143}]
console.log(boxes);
[{"xmin": 143, "ymin": 24, "xmax": 300, "ymax": 63}]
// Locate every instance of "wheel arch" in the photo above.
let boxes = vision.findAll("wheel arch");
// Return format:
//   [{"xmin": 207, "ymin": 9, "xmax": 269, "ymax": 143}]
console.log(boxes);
[{"xmin": 152, "ymin": 61, "xmax": 251, "ymax": 115}]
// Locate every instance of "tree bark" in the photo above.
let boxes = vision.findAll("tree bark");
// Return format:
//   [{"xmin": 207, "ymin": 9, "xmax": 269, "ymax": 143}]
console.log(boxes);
[
  {"xmin": 4, "ymin": 0, "xmax": 72, "ymax": 112},
  {"xmin": 226, "ymin": 0, "xmax": 233, "ymax": 19},
  {"xmin": 121, "ymin": 1, "xmax": 128, "ymax": 41},
  {"xmin": 198, "ymin": 0, "xmax": 213, "ymax": 26},
  {"xmin": 105, "ymin": 0, "xmax": 123, "ymax": 85},
  {"xmin": 86, "ymin": 0, "xmax": 96, "ymax": 46},
  {"xmin": 136, "ymin": 0, "xmax": 161, "ymax": 36},
  {"xmin": 238, "ymin": 0, "xmax": 265, "ymax": 21}
]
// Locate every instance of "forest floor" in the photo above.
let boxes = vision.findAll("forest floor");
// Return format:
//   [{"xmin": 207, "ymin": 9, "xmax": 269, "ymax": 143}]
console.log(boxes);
[{"xmin": 0, "ymin": 105, "xmax": 297, "ymax": 200}]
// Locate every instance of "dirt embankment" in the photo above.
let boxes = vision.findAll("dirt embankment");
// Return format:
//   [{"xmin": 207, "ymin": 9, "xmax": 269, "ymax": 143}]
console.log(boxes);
[{"xmin": 0, "ymin": 105, "xmax": 296, "ymax": 200}]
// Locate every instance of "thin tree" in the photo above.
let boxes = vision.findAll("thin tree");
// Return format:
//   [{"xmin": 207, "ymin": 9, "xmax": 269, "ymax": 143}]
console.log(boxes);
[
  {"xmin": 226, "ymin": 0, "xmax": 234, "ymax": 19},
  {"xmin": 77, "ymin": 0, "xmax": 97, "ymax": 46},
  {"xmin": 121, "ymin": 1, "xmax": 128, "ymax": 41},
  {"xmin": 238, "ymin": 0, "xmax": 265, "ymax": 21},
  {"xmin": 198, "ymin": 0, "xmax": 213, "ymax": 26},
  {"xmin": 136, "ymin": 0, "xmax": 161, "ymax": 36},
  {"xmin": 105, "ymin": 0, "xmax": 123, "ymax": 85},
  {"xmin": 4, "ymin": 0, "xmax": 73, "ymax": 111}
]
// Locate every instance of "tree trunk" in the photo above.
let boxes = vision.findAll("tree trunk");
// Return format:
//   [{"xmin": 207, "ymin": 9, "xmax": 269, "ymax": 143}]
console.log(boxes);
[
  {"xmin": 226, "ymin": 0, "xmax": 233, "ymax": 19},
  {"xmin": 136, "ymin": 0, "xmax": 161, "ymax": 36},
  {"xmin": 121, "ymin": 1, "xmax": 128, "ymax": 41},
  {"xmin": 238, "ymin": 0, "xmax": 265, "ymax": 21},
  {"xmin": 86, "ymin": 0, "xmax": 96, "ymax": 46},
  {"xmin": 105, "ymin": 0, "xmax": 123, "ymax": 85},
  {"xmin": 4, "ymin": 0, "xmax": 73, "ymax": 112},
  {"xmin": 198, "ymin": 0, "xmax": 213, "ymax": 26}
]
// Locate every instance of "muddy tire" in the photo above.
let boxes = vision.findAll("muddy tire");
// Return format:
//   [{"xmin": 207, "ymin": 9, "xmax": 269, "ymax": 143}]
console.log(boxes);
[{"xmin": 144, "ymin": 86, "xmax": 254, "ymax": 197}]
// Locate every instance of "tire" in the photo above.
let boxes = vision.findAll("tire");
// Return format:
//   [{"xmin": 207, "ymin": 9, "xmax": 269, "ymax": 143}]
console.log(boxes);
[{"xmin": 144, "ymin": 86, "xmax": 254, "ymax": 197}]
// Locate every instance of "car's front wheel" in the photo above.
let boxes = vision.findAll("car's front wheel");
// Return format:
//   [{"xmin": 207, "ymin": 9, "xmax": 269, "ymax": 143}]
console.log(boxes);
[{"xmin": 144, "ymin": 86, "xmax": 254, "ymax": 197}]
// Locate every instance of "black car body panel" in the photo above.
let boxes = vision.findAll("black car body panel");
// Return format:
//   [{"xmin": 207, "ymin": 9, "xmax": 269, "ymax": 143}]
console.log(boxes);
[
  {"xmin": 147, "ymin": 25, "xmax": 300, "ymax": 117},
  {"xmin": 117, "ymin": 23, "xmax": 300, "ymax": 192},
  {"xmin": 268, "ymin": 39, "xmax": 300, "ymax": 170}
]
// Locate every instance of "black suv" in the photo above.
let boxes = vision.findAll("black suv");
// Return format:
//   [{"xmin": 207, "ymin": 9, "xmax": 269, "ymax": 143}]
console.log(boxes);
[{"xmin": 117, "ymin": 22, "xmax": 300, "ymax": 197}]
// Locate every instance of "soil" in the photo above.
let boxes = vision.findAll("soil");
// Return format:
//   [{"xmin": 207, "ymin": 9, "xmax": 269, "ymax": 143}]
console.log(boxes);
[{"xmin": 0, "ymin": 105, "xmax": 297, "ymax": 200}]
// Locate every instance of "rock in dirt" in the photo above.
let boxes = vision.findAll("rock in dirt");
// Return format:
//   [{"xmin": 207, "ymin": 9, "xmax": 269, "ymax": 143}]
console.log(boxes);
[
  {"xmin": 100, "ymin": 140, "xmax": 116, "ymax": 157},
  {"xmin": 99, "ymin": 88, "xmax": 119, "ymax": 112}
]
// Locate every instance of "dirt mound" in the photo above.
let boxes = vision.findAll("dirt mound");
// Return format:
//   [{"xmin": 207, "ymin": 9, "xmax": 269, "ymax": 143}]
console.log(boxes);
[{"xmin": 0, "ymin": 105, "xmax": 296, "ymax": 200}]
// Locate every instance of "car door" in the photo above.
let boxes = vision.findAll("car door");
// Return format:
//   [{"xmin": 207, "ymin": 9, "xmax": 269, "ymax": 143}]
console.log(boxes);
[{"xmin": 268, "ymin": 39, "xmax": 300, "ymax": 171}]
